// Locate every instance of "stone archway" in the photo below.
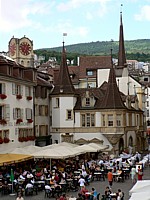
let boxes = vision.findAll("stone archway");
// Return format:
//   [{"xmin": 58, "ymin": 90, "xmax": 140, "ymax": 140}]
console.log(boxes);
[
  {"xmin": 119, "ymin": 138, "xmax": 124, "ymax": 154},
  {"xmin": 128, "ymin": 136, "xmax": 133, "ymax": 147}
]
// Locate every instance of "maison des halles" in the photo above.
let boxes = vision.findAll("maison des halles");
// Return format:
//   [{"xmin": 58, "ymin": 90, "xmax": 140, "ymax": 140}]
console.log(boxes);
[{"xmin": 0, "ymin": 12, "xmax": 148, "ymax": 155}]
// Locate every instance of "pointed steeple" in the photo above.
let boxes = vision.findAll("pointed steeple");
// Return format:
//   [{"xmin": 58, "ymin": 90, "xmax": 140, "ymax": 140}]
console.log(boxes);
[
  {"xmin": 118, "ymin": 11, "xmax": 126, "ymax": 67},
  {"xmin": 52, "ymin": 42, "xmax": 75, "ymax": 95},
  {"xmin": 100, "ymin": 57, "xmax": 125, "ymax": 109}
]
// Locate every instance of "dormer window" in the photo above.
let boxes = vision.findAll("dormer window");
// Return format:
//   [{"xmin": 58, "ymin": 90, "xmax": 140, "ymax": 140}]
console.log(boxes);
[
  {"xmin": 86, "ymin": 98, "xmax": 90, "ymax": 106},
  {"xmin": 87, "ymin": 70, "xmax": 93, "ymax": 76}
]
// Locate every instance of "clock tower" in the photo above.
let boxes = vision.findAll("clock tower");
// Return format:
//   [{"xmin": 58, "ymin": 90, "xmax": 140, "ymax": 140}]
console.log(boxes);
[{"xmin": 8, "ymin": 36, "xmax": 34, "ymax": 68}]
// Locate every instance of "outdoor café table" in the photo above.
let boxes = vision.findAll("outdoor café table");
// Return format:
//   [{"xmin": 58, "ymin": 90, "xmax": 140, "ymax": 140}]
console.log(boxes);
[
  {"xmin": 94, "ymin": 172, "xmax": 102, "ymax": 181},
  {"xmin": 74, "ymin": 171, "xmax": 81, "ymax": 175},
  {"xmin": 110, "ymin": 193, "xmax": 117, "ymax": 200},
  {"xmin": 112, "ymin": 172, "xmax": 121, "ymax": 182}
]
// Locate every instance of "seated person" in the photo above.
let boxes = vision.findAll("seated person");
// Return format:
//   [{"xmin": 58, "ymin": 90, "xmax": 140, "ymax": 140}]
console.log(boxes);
[
  {"xmin": 104, "ymin": 186, "xmax": 111, "ymax": 198},
  {"xmin": 90, "ymin": 187, "xmax": 97, "ymax": 200},
  {"xmin": 59, "ymin": 194, "xmax": 67, "ymax": 200},
  {"xmin": 25, "ymin": 182, "xmax": 33, "ymax": 189},
  {"xmin": 77, "ymin": 193, "xmax": 84, "ymax": 200},
  {"xmin": 117, "ymin": 189, "xmax": 123, "ymax": 200},
  {"xmin": 80, "ymin": 186, "xmax": 89, "ymax": 199},
  {"xmin": 45, "ymin": 184, "xmax": 52, "ymax": 191}
]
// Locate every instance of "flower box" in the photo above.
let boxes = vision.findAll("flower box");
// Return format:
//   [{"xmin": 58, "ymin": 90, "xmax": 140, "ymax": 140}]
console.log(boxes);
[
  {"xmin": 0, "ymin": 119, "xmax": 7, "ymax": 125},
  {"xmin": 0, "ymin": 94, "xmax": 7, "ymax": 99},
  {"xmin": 3, "ymin": 137, "xmax": 10, "ymax": 143},
  {"xmin": 24, "ymin": 137, "xmax": 29, "ymax": 142},
  {"xmin": 27, "ymin": 96, "xmax": 32, "ymax": 100},
  {"xmin": 30, "ymin": 136, "xmax": 35, "ymax": 141},
  {"xmin": 16, "ymin": 119, "xmax": 23, "ymax": 124},
  {"xmin": 18, "ymin": 137, "xmax": 24, "ymax": 142},
  {"xmin": 0, "ymin": 138, "xmax": 3, "ymax": 144},
  {"xmin": 27, "ymin": 119, "xmax": 33, "ymax": 123},
  {"xmin": 16, "ymin": 94, "xmax": 22, "ymax": 99}
]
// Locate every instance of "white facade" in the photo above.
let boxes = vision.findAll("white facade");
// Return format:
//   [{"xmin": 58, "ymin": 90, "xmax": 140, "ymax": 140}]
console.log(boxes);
[{"xmin": 0, "ymin": 78, "xmax": 34, "ymax": 152}]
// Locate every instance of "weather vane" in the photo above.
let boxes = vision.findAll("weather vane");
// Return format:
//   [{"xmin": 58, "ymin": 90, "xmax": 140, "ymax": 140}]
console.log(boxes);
[
  {"xmin": 63, "ymin": 33, "xmax": 67, "ymax": 42},
  {"xmin": 120, "ymin": 4, "xmax": 123, "ymax": 13}
]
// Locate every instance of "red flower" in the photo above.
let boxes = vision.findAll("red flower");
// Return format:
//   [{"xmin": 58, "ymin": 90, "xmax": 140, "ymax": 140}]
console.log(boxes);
[
  {"xmin": 0, "ymin": 138, "xmax": 3, "ymax": 144},
  {"xmin": 16, "ymin": 119, "xmax": 23, "ymax": 124},
  {"xmin": 31, "ymin": 136, "xmax": 35, "ymax": 141},
  {"xmin": 27, "ymin": 96, "xmax": 32, "ymax": 100},
  {"xmin": 0, "ymin": 94, "xmax": 7, "ymax": 99},
  {"xmin": 18, "ymin": 137, "xmax": 24, "ymax": 142},
  {"xmin": 0, "ymin": 119, "xmax": 7, "ymax": 125},
  {"xmin": 27, "ymin": 119, "xmax": 33, "ymax": 123},
  {"xmin": 16, "ymin": 94, "xmax": 22, "ymax": 99},
  {"xmin": 3, "ymin": 137, "xmax": 10, "ymax": 143}
]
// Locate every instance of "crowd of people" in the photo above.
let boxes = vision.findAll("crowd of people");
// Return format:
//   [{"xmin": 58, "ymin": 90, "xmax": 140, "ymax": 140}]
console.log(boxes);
[{"xmin": 0, "ymin": 152, "xmax": 149, "ymax": 200}]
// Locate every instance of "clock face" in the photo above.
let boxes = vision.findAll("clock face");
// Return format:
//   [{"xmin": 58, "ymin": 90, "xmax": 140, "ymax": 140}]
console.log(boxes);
[
  {"xmin": 19, "ymin": 42, "xmax": 31, "ymax": 56},
  {"xmin": 9, "ymin": 42, "xmax": 16, "ymax": 56}
]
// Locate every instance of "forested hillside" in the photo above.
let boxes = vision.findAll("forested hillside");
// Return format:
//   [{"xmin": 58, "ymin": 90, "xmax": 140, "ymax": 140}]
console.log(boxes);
[{"xmin": 34, "ymin": 39, "xmax": 150, "ymax": 64}]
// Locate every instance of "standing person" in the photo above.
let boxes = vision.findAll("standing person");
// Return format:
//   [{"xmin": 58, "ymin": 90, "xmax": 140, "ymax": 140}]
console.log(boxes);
[
  {"xmin": 130, "ymin": 166, "xmax": 136, "ymax": 184},
  {"xmin": 137, "ymin": 166, "xmax": 143, "ymax": 180},
  {"xmin": 107, "ymin": 169, "xmax": 113, "ymax": 189},
  {"xmin": 16, "ymin": 193, "xmax": 24, "ymax": 200}
]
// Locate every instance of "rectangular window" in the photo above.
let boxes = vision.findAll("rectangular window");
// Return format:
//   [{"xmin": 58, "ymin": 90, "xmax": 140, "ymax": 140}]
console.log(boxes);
[
  {"xmin": 87, "ymin": 70, "xmax": 93, "ymax": 76},
  {"xmin": 56, "ymin": 98, "xmax": 59, "ymax": 108},
  {"xmin": 81, "ymin": 114, "xmax": 85, "ymax": 127},
  {"xmin": 85, "ymin": 98, "xmax": 90, "ymax": 106},
  {"xmin": 81, "ymin": 113, "xmax": 95, "ymax": 127},
  {"xmin": 26, "ymin": 108, "xmax": 32, "ymax": 120},
  {"xmin": 67, "ymin": 110, "xmax": 72, "ymax": 120},
  {"xmin": 116, "ymin": 114, "xmax": 121, "ymax": 126},
  {"xmin": 102, "ymin": 114, "xmax": 105, "ymax": 126},
  {"xmin": 108, "ymin": 114, "xmax": 113, "ymax": 126},
  {"xmin": 147, "ymin": 101, "xmax": 149, "ymax": 107},
  {"xmin": 91, "ymin": 114, "xmax": 95, "ymax": 126},
  {"xmin": 0, "ymin": 106, "xmax": 3, "ymax": 120},
  {"xmin": 147, "ymin": 110, "xmax": 149, "ymax": 117},
  {"xmin": 86, "ymin": 113, "xmax": 90, "ymax": 126},
  {"xmin": 3, "ymin": 130, "xmax": 9, "ymax": 138},
  {"xmin": 0, "ymin": 83, "xmax": 5, "ymax": 94}
]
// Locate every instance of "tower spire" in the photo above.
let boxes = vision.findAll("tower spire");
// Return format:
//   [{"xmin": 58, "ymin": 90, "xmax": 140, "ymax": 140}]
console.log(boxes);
[
  {"xmin": 51, "ymin": 41, "xmax": 75, "ymax": 95},
  {"xmin": 118, "ymin": 5, "xmax": 126, "ymax": 67}
]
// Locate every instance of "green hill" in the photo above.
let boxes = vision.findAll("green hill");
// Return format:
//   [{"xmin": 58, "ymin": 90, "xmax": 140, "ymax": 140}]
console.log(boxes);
[
  {"xmin": 37, "ymin": 39, "xmax": 150, "ymax": 55},
  {"xmin": 34, "ymin": 39, "xmax": 150, "ymax": 63}
]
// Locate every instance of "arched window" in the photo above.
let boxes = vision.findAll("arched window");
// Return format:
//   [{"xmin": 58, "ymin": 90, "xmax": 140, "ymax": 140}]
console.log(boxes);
[
  {"xmin": 129, "ymin": 136, "xmax": 133, "ymax": 147},
  {"xmin": 119, "ymin": 138, "xmax": 124, "ymax": 154}
]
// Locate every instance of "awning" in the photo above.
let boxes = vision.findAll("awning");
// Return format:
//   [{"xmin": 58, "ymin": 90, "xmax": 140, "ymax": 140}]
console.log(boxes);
[
  {"xmin": 129, "ymin": 180, "xmax": 150, "ymax": 196},
  {"xmin": 75, "ymin": 144, "xmax": 98, "ymax": 152},
  {"xmin": 0, "ymin": 154, "xmax": 33, "ymax": 166}
]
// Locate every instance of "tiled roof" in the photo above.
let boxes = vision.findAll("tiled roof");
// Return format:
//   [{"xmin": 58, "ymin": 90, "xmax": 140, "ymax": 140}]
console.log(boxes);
[
  {"xmin": 51, "ymin": 42, "xmax": 75, "ymax": 95},
  {"xmin": 79, "ymin": 56, "xmax": 112, "ymax": 79},
  {"xmin": 99, "ymin": 65, "xmax": 126, "ymax": 109},
  {"xmin": 118, "ymin": 12, "xmax": 126, "ymax": 67}
]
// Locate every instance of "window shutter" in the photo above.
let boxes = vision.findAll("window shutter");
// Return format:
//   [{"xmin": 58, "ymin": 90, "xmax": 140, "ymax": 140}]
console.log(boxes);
[
  {"xmin": 4, "ymin": 104, "xmax": 10, "ymax": 120},
  {"xmin": 13, "ymin": 108, "xmax": 16, "ymax": 119},
  {"xmin": 2, "ymin": 83, "xmax": 6, "ymax": 94},
  {"xmin": 25, "ymin": 86, "xmax": 29, "ymax": 97},
  {"xmin": 21, "ymin": 109, "xmax": 24, "ymax": 119},
  {"xmin": 20, "ymin": 86, "xmax": 23, "ymax": 95},
  {"xmin": 26, "ymin": 108, "xmax": 32, "ymax": 119},
  {"xmin": 12, "ymin": 83, "xmax": 16, "ymax": 95}
]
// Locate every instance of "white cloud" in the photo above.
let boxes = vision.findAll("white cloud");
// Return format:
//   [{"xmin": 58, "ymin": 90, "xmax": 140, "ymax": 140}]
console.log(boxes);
[
  {"xmin": 0, "ymin": 0, "xmax": 54, "ymax": 32},
  {"xmin": 135, "ymin": 5, "xmax": 150, "ymax": 21},
  {"xmin": 57, "ymin": 0, "xmax": 110, "ymax": 15},
  {"xmin": 86, "ymin": 12, "xmax": 93, "ymax": 20}
]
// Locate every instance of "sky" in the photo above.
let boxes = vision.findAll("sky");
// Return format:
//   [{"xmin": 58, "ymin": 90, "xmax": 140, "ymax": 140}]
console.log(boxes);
[{"xmin": 0, "ymin": 0, "xmax": 150, "ymax": 51}]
